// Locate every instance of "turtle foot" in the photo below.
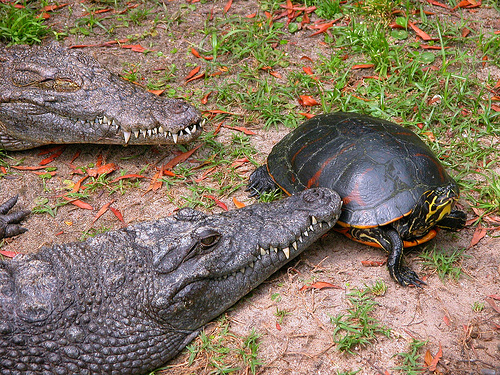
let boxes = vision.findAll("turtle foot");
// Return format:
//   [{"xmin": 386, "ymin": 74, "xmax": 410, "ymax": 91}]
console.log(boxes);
[
  {"xmin": 0, "ymin": 196, "xmax": 30, "ymax": 239},
  {"xmin": 392, "ymin": 266, "xmax": 426, "ymax": 288},
  {"xmin": 247, "ymin": 165, "xmax": 280, "ymax": 197}
]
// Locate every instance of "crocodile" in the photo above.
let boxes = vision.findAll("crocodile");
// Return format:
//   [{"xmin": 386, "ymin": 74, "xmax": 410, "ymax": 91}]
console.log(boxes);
[
  {"xmin": 0, "ymin": 43, "xmax": 204, "ymax": 151},
  {"xmin": 0, "ymin": 188, "xmax": 342, "ymax": 374}
]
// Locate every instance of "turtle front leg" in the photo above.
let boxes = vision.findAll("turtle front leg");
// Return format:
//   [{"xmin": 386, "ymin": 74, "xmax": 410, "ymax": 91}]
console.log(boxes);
[
  {"xmin": 436, "ymin": 209, "xmax": 467, "ymax": 231},
  {"xmin": 0, "ymin": 196, "xmax": 30, "ymax": 239},
  {"xmin": 383, "ymin": 228, "xmax": 426, "ymax": 287},
  {"xmin": 348, "ymin": 226, "xmax": 425, "ymax": 287},
  {"xmin": 247, "ymin": 165, "xmax": 280, "ymax": 197}
]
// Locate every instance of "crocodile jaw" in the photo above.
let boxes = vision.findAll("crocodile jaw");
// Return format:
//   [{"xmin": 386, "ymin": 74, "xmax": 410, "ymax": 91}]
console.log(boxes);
[{"xmin": 0, "ymin": 43, "xmax": 204, "ymax": 150}]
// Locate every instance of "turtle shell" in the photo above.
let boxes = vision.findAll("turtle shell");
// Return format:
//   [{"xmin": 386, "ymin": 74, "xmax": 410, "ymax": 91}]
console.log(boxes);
[{"xmin": 266, "ymin": 112, "xmax": 458, "ymax": 228}]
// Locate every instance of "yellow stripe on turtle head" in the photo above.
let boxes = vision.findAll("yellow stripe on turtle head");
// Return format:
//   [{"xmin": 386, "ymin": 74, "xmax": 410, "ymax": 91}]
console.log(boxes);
[{"xmin": 424, "ymin": 190, "xmax": 455, "ymax": 224}]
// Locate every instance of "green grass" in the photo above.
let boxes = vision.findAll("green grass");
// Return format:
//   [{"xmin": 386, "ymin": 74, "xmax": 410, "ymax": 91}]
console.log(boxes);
[
  {"xmin": 160, "ymin": 317, "xmax": 261, "ymax": 374},
  {"xmin": 0, "ymin": 2, "xmax": 48, "ymax": 44},
  {"xmin": 330, "ymin": 287, "xmax": 391, "ymax": 354},
  {"xmin": 420, "ymin": 245, "xmax": 467, "ymax": 282},
  {"xmin": 393, "ymin": 339, "xmax": 428, "ymax": 374}
]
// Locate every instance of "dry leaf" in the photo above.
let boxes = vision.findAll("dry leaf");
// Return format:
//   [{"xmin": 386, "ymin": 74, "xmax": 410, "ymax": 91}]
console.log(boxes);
[
  {"xmin": 63, "ymin": 197, "xmax": 93, "ymax": 210},
  {"xmin": 205, "ymin": 195, "xmax": 228, "ymax": 211},
  {"xmin": 185, "ymin": 66, "xmax": 201, "ymax": 81},
  {"xmin": 408, "ymin": 21, "xmax": 434, "ymax": 41},
  {"xmin": 93, "ymin": 200, "xmax": 115, "ymax": 224},
  {"xmin": 298, "ymin": 95, "xmax": 320, "ymax": 106},
  {"xmin": 110, "ymin": 207, "xmax": 124, "ymax": 223},
  {"xmin": 428, "ymin": 343, "xmax": 442, "ymax": 371},
  {"xmin": 299, "ymin": 281, "xmax": 343, "ymax": 291},
  {"xmin": 351, "ymin": 64, "xmax": 375, "ymax": 69},
  {"xmin": 469, "ymin": 224, "xmax": 487, "ymax": 248},
  {"xmin": 232, "ymin": 197, "xmax": 246, "ymax": 208}
]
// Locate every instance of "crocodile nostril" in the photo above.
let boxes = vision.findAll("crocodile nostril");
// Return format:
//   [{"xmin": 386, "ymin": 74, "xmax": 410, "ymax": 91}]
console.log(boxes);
[
  {"xmin": 303, "ymin": 188, "xmax": 326, "ymax": 203},
  {"xmin": 170, "ymin": 100, "xmax": 187, "ymax": 115}
]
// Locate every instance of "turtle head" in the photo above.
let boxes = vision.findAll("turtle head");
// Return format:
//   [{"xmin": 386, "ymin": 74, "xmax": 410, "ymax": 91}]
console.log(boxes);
[
  {"xmin": 423, "ymin": 183, "xmax": 459, "ymax": 225},
  {"xmin": 404, "ymin": 182, "xmax": 459, "ymax": 237}
]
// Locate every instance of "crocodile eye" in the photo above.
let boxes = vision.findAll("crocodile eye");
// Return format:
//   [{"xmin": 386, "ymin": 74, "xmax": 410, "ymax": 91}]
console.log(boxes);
[
  {"xmin": 197, "ymin": 229, "xmax": 221, "ymax": 249},
  {"xmin": 200, "ymin": 233, "xmax": 220, "ymax": 249},
  {"xmin": 37, "ymin": 78, "xmax": 80, "ymax": 92},
  {"xmin": 53, "ymin": 78, "xmax": 81, "ymax": 92}
]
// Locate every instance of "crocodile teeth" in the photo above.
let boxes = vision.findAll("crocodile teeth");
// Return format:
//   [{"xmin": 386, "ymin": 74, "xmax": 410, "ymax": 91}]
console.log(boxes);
[
  {"xmin": 282, "ymin": 247, "xmax": 290, "ymax": 259},
  {"xmin": 309, "ymin": 225, "xmax": 314, "ymax": 231},
  {"xmin": 312, "ymin": 216, "xmax": 318, "ymax": 225},
  {"xmin": 185, "ymin": 126, "xmax": 192, "ymax": 135},
  {"xmin": 123, "ymin": 131, "xmax": 131, "ymax": 144},
  {"xmin": 147, "ymin": 129, "xmax": 152, "ymax": 137},
  {"xmin": 270, "ymin": 245, "xmax": 277, "ymax": 253},
  {"xmin": 172, "ymin": 133, "xmax": 178, "ymax": 144},
  {"xmin": 153, "ymin": 127, "xmax": 158, "ymax": 134},
  {"xmin": 292, "ymin": 241, "xmax": 298, "ymax": 251},
  {"xmin": 303, "ymin": 230, "xmax": 309, "ymax": 237},
  {"xmin": 240, "ymin": 268, "xmax": 246, "ymax": 274},
  {"xmin": 134, "ymin": 130, "xmax": 140, "ymax": 138},
  {"xmin": 158, "ymin": 126, "xmax": 165, "ymax": 134},
  {"xmin": 260, "ymin": 247, "xmax": 267, "ymax": 256},
  {"xmin": 249, "ymin": 261, "xmax": 254, "ymax": 269}
]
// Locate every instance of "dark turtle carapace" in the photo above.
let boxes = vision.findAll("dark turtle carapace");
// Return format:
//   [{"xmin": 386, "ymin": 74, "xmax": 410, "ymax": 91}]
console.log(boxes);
[{"xmin": 248, "ymin": 112, "xmax": 467, "ymax": 286}]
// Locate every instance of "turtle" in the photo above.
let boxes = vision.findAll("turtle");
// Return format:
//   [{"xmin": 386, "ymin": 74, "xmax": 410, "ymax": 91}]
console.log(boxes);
[{"xmin": 248, "ymin": 112, "xmax": 467, "ymax": 287}]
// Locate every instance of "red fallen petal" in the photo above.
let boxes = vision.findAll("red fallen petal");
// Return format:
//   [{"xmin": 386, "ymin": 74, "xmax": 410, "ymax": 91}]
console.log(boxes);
[
  {"xmin": 426, "ymin": 0, "xmax": 450, "ymax": 9},
  {"xmin": 232, "ymin": 197, "xmax": 246, "ymax": 208},
  {"xmin": 186, "ymin": 72, "xmax": 205, "ymax": 83},
  {"xmin": 205, "ymin": 195, "xmax": 228, "ymax": 211},
  {"xmin": 10, "ymin": 165, "xmax": 48, "ymax": 171},
  {"xmin": 191, "ymin": 48, "xmax": 201, "ymax": 58},
  {"xmin": 298, "ymin": 95, "xmax": 320, "ymax": 106},
  {"xmin": 149, "ymin": 89, "xmax": 165, "ymax": 96},
  {"xmin": 0, "ymin": 250, "xmax": 19, "ymax": 258},
  {"xmin": 351, "ymin": 64, "xmax": 375, "ymax": 69},
  {"xmin": 63, "ymin": 197, "xmax": 93, "ymax": 210},
  {"xmin": 163, "ymin": 145, "xmax": 201, "ymax": 171},
  {"xmin": 299, "ymin": 113, "xmax": 316, "ymax": 119},
  {"xmin": 110, "ymin": 207, "xmax": 124, "ymax": 223},
  {"xmin": 408, "ymin": 21, "xmax": 433, "ymax": 41},
  {"xmin": 224, "ymin": 0, "xmax": 233, "ymax": 13},
  {"xmin": 93, "ymin": 200, "xmax": 115, "ymax": 224},
  {"xmin": 121, "ymin": 44, "xmax": 148, "ymax": 53},
  {"xmin": 269, "ymin": 70, "xmax": 282, "ymax": 79},
  {"xmin": 222, "ymin": 125, "xmax": 256, "ymax": 135},
  {"xmin": 185, "ymin": 66, "xmax": 201, "ymax": 80},
  {"xmin": 299, "ymin": 281, "xmax": 343, "ymax": 291}
]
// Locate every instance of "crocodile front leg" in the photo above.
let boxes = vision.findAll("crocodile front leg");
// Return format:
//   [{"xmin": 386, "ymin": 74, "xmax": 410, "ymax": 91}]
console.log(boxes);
[{"xmin": 0, "ymin": 196, "xmax": 30, "ymax": 239}]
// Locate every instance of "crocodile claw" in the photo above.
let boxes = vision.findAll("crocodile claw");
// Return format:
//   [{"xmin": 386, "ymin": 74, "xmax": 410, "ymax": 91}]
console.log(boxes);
[{"xmin": 0, "ymin": 196, "xmax": 30, "ymax": 239}]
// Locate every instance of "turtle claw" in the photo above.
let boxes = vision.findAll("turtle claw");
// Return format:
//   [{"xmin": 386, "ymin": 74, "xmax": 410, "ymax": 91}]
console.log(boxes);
[
  {"xmin": 394, "ymin": 266, "xmax": 426, "ymax": 288},
  {"xmin": 0, "ymin": 196, "xmax": 30, "ymax": 239},
  {"xmin": 247, "ymin": 165, "xmax": 279, "ymax": 197}
]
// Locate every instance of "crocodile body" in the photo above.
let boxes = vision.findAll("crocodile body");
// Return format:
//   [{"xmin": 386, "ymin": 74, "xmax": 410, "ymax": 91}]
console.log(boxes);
[
  {"xmin": 0, "ymin": 43, "xmax": 203, "ymax": 151},
  {"xmin": 0, "ymin": 188, "xmax": 341, "ymax": 374}
]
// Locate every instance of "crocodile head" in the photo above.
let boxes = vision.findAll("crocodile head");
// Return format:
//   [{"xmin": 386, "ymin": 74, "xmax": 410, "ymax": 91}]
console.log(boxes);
[
  {"xmin": 132, "ymin": 187, "xmax": 342, "ymax": 336},
  {"xmin": 0, "ymin": 43, "xmax": 204, "ymax": 150}
]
